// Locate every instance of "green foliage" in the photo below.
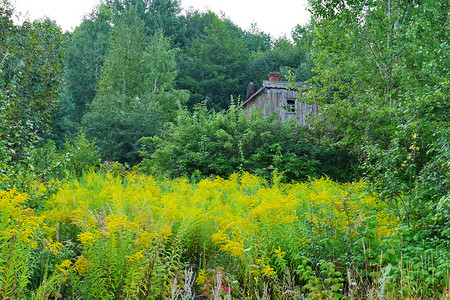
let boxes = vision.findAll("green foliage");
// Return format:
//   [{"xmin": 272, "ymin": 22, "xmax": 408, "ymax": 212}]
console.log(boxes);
[
  {"xmin": 63, "ymin": 3, "xmax": 112, "ymax": 125},
  {"xmin": 1, "ymin": 3, "xmax": 67, "ymax": 191},
  {"xmin": 24, "ymin": 132, "xmax": 99, "ymax": 181},
  {"xmin": 144, "ymin": 102, "xmax": 356, "ymax": 182},
  {"xmin": 387, "ymin": 250, "xmax": 450, "ymax": 299},
  {"xmin": 83, "ymin": 93, "xmax": 162, "ymax": 164},
  {"xmin": 0, "ymin": 14, "xmax": 65, "ymax": 161},
  {"xmin": 28, "ymin": 241, "xmax": 81, "ymax": 297},
  {"xmin": 96, "ymin": 9, "xmax": 148, "ymax": 99},
  {"xmin": 108, "ymin": 0, "xmax": 182, "ymax": 38},
  {"xmin": 308, "ymin": 0, "xmax": 449, "ymax": 238},
  {"xmin": 245, "ymin": 26, "xmax": 315, "ymax": 85},
  {"xmin": 177, "ymin": 16, "xmax": 250, "ymax": 110},
  {"xmin": 63, "ymin": 132, "xmax": 101, "ymax": 178},
  {"xmin": 242, "ymin": 23, "xmax": 272, "ymax": 52},
  {"xmin": 296, "ymin": 258, "xmax": 344, "ymax": 299},
  {"xmin": 82, "ymin": 11, "xmax": 188, "ymax": 163},
  {"xmin": 4, "ymin": 18, "xmax": 65, "ymax": 135},
  {"xmin": 174, "ymin": 10, "xmax": 219, "ymax": 49}
]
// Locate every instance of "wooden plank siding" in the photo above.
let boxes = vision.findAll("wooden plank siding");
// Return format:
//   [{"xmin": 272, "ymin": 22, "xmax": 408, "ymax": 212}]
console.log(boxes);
[{"xmin": 241, "ymin": 81, "xmax": 318, "ymax": 126}]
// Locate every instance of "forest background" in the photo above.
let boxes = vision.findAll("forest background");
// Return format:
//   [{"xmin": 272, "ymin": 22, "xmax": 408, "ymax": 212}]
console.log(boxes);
[{"xmin": 0, "ymin": 0, "xmax": 449, "ymax": 298}]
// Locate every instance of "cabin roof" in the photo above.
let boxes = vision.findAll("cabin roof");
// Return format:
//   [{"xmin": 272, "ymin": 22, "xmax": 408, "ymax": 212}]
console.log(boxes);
[{"xmin": 241, "ymin": 80, "xmax": 311, "ymax": 108}]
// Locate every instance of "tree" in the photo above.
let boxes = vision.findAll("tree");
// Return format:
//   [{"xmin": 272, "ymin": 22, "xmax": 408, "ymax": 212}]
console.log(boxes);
[
  {"xmin": 1, "ymin": 18, "xmax": 65, "ymax": 136},
  {"xmin": 61, "ymin": 0, "xmax": 182, "ymax": 139},
  {"xmin": 82, "ymin": 9, "xmax": 187, "ymax": 163},
  {"xmin": 244, "ymin": 25, "xmax": 315, "ymax": 86},
  {"xmin": 177, "ymin": 16, "xmax": 250, "ymax": 110},
  {"xmin": 1, "ymin": 1, "xmax": 66, "ymax": 188},
  {"xmin": 308, "ymin": 0, "xmax": 449, "ymax": 233},
  {"xmin": 243, "ymin": 23, "xmax": 272, "ymax": 52},
  {"xmin": 107, "ymin": 0, "xmax": 182, "ymax": 38},
  {"xmin": 48, "ymin": 4, "xmax": 113, "ymax": 147},
  {"xmin": 1, "ymin": 1, "xmax": 65, "ymax": 160},
  {"xmin": 64, "ymin": 3, "xmax": 112, "ymax": 125},
  {"xmin": 174, "ymin": 10, "xmax": 219, "ymax": 49},
  {"xmin": 96, "ymin": 10, "xmax": 148, "ymax": 99}
]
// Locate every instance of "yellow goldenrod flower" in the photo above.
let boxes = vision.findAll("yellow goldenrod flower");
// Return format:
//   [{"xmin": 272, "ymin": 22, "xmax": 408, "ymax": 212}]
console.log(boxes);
[
  {"xmin": 56, "ymin": 260, "xmax": 73, "ymax": 275},
  {"xmin": 261, "ymin": 265, "xmax": 276, "ymax": 277},
  {"xmin": 73, "ymin": 255, "xmax": 90, "ymax": 275},
  {"xmin": 196, "ymin": 269, "xmax": 207, "ymax": 285},
  {"xmin": 273, "ymin": 246, "xmax": 286, "ymax": 259},
  {"xmin": 78, "ymin": 231, "xmax": 96, "ymax": 245},
  {"xmin": 126, "ymin": 250, "xmax": 145, "ymax": 262}
]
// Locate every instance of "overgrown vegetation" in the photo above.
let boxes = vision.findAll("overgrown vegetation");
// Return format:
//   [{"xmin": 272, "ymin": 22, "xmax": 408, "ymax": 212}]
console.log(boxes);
[
  {"xmin": 142, "ymin": 102, "xmax": 357, "ymax": 182},
  {"xmin": 4, "ymin": 171, "xmax": 449, "ymax": 299},
  {"xmin": 1, "ymin": 0, "xmax": 448, "ymax": 298}
]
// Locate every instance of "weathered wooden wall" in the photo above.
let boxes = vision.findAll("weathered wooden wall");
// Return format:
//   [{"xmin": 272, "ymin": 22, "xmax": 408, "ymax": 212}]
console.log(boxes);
[{"xmin": 242, "ymin": 84, "xmax": 318, "ymax": 126}]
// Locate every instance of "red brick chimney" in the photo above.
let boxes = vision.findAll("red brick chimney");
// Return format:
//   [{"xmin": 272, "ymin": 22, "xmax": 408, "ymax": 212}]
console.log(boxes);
[{"xmin": 269, "ymin": 72, "xmax": 280, "ymax": 81}]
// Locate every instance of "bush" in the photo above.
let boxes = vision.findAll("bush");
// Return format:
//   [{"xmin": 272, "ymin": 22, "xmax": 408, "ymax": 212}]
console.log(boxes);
[{"xmin": 142, "ymin": 102, "xmax": 357, "ymax": 182}]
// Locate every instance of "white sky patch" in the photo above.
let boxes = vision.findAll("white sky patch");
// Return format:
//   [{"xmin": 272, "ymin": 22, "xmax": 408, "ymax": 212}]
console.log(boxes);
[
  {"xmin": 12, "ymin": 0, "xmax": 310, "ymax": 38},
  {"xmin": 14, "ymin": 0, "xmax": 102, "ymax": 32},
  {"xmin": 181, "ymin": 0, "xmax": 310, "ymax": 38}
]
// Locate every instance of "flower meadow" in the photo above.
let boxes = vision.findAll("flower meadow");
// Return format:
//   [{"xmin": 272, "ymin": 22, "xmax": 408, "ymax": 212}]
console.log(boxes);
[{"xmin": 1, "ymin": 171, "xmax": 449, "ymax": 299}]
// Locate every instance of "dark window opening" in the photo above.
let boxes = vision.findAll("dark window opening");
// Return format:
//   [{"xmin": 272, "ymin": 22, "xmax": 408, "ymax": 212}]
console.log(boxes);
[{"xmin": 286, "ymin": 98, "xmax": 297, "ymax": 113}]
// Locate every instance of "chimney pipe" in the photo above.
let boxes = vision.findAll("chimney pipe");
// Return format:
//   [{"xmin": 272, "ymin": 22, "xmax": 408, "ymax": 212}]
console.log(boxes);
[{"xmin": 269, "ymin": 72, "xmax": 280, "ymax": 81}]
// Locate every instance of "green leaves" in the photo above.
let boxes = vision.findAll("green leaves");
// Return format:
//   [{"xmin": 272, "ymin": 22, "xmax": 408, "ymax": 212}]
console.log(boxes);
[
  {"xmin": 177, "ymin": 16, "xmax": 250, "ymax": 110},
  {"xmin": 1, "ymin": 3, "xmax": 66, "ymax": 188},
  {"xmin": 146, "ymin": 103, "xmax": 352, "ymax": 182},
  {"xmin": 309, "ymin": 0, "xmax": 449, "ymax": 221},
  {"xmin": 63, "ymin": 3, "xmax": 112, "ymax": 125},
  {"xmin": 82, "ymin": 13, "xmax": 187, "ymax": 163}
]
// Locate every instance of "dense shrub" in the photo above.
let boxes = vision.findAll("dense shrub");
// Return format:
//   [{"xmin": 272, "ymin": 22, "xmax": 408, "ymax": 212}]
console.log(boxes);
[{"xmin": 141, "ymin": 102, "xmax": 358, "ymax": 182}]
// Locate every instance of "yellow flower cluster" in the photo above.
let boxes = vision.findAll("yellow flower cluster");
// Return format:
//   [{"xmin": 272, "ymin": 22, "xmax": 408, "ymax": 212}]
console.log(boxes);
[
  {"xmin": 0, "ymin": 189, "xmax": 47, "ymax": 295},
  {"xmin": 43, "ymin": 171, "xmax": 397, "ymax": 293},
  {"xmin": 73, "ymin": 255, "xmax": 90, "ymax": 275},
  {"xmin": 0, "ymin": 190, "xmax": 45, "ymax": 247},
  {"xmin": 56, "ymin": 259, "xmax": 73, "ymax": 275},
  {"xmin": 250, "ymin": 257, "xmax": 277, "ymax": 278}
]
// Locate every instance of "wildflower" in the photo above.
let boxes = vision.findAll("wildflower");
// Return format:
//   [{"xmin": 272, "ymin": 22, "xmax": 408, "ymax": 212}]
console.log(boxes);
[
  {"xmin": 78, "ymin": 231, "xmax": 96, "ymax": 245},
  {"xmin": 45, "ymin": 238, "xmax": 64, "ymax": 254},
  {"xmin": 261, "ymin": 265, "xmax": 276, "ymax": 277},
  {"xmin": 56, "ymin": 260, "xmax": 73, "ymax": 275},
  {"xmin": 126, "ymin": 250, "xmax": 145, "ymax": 262},
  {"xmin": 73, "ymin": 255, "xmax": 90, "ymax": 275},
  {"xmin": 273, "ymin": 246, "xmax": 286, "ymax": 259},
  {"xmin": 220, "ymin": 239, "xmax": 245, "ymax": 257},
  {"xmin": 196, "ymin": 269, "xmax": 207, "ymax": 285}
]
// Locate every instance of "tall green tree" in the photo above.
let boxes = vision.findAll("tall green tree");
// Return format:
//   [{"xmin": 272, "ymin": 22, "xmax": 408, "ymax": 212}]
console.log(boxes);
[
  {"xmin": 242, "ymin": 23, "xmax": 272, "ymax": 53},
  {"xmin": 96, "ymin": 10, "xmax": 148, "ymax": 99},
  {"xmin": 174, "ymin": 10, "xmax": 220, "ymax": 49},
  {"xmin": 1, "ymin": 1, "xmax": 66, "ymax": 187},
  {"xmin": 49, "ymin": 3, "xmax": 113, "ymax": 147},
  {"xmin": 177, "ymin": 16, "xmax": 249, "ymax": 110},
  {"xmin": 107, "ymin": 0, "xmax": 182, "ymax": 38},
  {"xmin": 308, "ymin": 0, "xmax": 449, "ymax": 234},
  {"xmin": 64, "ymin": 3, "xmax": 112, "ymax": 125},
  {"xmin": 2, "ymin": 18, "xmax": 65, "ymax": 136},
  {"xmin": 245, "ymin": 25, "xmax": 315, "ymax": 86},
  {"xmin": 1, "ymin": 2, "xmax": 65, "ymax": 158},
  {"xmin": 83, "ymin": 9, "xmax": 187, "ymax": 163}
]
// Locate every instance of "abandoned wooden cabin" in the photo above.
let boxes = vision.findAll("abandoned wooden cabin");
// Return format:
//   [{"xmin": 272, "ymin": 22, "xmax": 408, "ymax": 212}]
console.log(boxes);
[{"xmin": 241, "ymin": 72, "xmax": 318, "ymax": 126}]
